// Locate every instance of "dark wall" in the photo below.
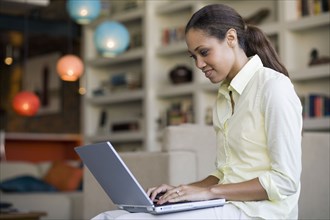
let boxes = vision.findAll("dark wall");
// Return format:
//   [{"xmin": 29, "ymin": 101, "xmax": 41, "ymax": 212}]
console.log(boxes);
[{"xmin": 0, "ymin": 61, "xmax": 81, "ymax": 134}]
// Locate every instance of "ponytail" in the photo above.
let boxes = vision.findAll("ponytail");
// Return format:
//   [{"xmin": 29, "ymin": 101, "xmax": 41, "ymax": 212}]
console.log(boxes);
[
  {"xmin": 185, "ymin": 4, "xmax": 289, "ymax": 77},
  {"xmin": 245, "ymin": 25, "xmax": 288, "ymax": 76}
]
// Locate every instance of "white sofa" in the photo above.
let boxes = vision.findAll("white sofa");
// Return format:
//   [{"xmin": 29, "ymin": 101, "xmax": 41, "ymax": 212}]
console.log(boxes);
[
  {"xmin": 0, "ymin": 161, "xmax": 84, "ymax": 219},
  {"xmin": 83, "ymin": 124, "xmax": 330, "ymax": 220}
]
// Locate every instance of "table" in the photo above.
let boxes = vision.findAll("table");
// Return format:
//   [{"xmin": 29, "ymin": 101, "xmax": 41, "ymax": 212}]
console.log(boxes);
[{"xmin": 0, "ymin": 212, "xmax": 46, "ymax": 220}]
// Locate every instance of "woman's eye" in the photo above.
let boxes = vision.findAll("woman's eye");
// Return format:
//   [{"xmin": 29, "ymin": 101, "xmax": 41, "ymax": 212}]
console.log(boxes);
[
  {"xmin": 189, "ymin": 54, "xmax": 197, "ymax": 60},
  {"xmin": 200, "ymin": 49, "xmax": 208, "ymax": 57}
]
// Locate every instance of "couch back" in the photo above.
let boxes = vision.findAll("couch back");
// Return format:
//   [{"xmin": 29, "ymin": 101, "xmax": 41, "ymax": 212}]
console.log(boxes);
[
  {"xmin": 0, "ymin": 161, "xmax": 42, "ymax": 181},
  {"xmin": 163, "ymin": 124, "xmax": 217, "ymax": 180},
  {"xmin": 164, "ymin": 125, "xmax": 330, "ymax": 219},
  {"xmin": 299, "ymin": 132, "xmax": 329, "ymax": 219}
]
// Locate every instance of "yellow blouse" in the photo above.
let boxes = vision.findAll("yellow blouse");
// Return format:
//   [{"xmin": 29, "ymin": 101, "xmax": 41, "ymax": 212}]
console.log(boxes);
[{"xmin": 211, "ymin": 55, "xmax": 303, "ymax": 219}]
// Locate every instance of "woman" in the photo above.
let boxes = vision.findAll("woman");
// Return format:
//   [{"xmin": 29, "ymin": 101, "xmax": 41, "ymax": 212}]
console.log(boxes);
[{"xmin": 93, "ymin": 4, "xmax": 302, "ymax": 220}]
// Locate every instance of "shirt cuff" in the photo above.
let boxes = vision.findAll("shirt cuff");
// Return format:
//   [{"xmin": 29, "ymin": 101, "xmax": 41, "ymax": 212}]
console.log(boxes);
[{"xmin": 259, "ymin": 172, "xmax": 287, "ymax": 201}]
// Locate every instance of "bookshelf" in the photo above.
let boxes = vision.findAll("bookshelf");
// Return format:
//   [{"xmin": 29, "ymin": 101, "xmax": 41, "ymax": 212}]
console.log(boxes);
[{"xmin": 82, "ymin": 0, "xmax": 329, "ymax": 151}]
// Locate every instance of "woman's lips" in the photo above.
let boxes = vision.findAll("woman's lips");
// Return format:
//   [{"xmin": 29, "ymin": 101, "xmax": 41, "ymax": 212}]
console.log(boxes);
[{"xmin": 204, "ymin": 69, "xmax": 213, "ymax": 78}]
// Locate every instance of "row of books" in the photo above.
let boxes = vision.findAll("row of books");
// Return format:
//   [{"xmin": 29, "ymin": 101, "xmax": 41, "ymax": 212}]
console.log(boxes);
[
  {"xmin": 161, "ymin": 26, "xmax": 185, "ymax": 46},
  {"xmin": 298, "ymin": 0, "xmax": 329, "ymax": 17},
  {"xmin": 301, "ymin": 94, "xmax": 330, "ymax": 118}
]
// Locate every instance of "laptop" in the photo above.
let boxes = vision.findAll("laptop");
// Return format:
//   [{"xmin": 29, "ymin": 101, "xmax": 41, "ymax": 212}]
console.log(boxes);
[{"xmin": 75, "ymin": 141, "xmax": 225, "ymax": 214}]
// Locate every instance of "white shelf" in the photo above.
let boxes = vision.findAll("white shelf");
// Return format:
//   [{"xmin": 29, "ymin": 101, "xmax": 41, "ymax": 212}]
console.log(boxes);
[
  {"xmin": 111, "ymin": 7, "xmax": 145, "ymax": 23},
  {"xmin": 88, "ymin": 47, "xmax": 144, "ymax": 67},
  {"xmin": 156, "ymin": 1, "xmax": 195, "ymax": 14},
  {"xmin": 290, "ymin": 64, "xmax": 330, "ymax": 81},
  {"xmin": 157, "ymin": 82, "xmax": 219, "ymax": 98},
  {"xmin": 87, "ymin": 89, "xmax": 144, "ymax": 105},
  {"xmin": 87, "ymin": 131, "xmax": 144, "ymax": 143},
  {"xmin": 157, "ymin": 83, "xmax": 196, "ymax": 98},
  {"xmin": 156, "ymin": 41, "xmax": 187, "ymax": 56},
  {"xmin": 89, "ymin": 7, "xmax": 145, "ymax": 28},
  {"xmin": 287, "ymin": 12, "xmax": 330, "ymax": 31}
]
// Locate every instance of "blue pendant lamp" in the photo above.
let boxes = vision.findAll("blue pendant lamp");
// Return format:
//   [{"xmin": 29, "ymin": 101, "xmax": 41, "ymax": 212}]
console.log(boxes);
[
  {"xmin": 66, "ymin": 0, "xmax": 101, "ymax": 25},
  {"xmin": 94, "ymin": 21, "xmax": 130, "ymax": 57}
]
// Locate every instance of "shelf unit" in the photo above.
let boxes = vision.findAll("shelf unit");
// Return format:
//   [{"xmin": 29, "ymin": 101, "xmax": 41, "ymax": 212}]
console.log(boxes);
[
  {"xmin": 82, "ymin": 0, "xmax": 330, "ymax": 151},
  {"xmin": 82, "ymin": 2, "xmax": 146, "ymax": 151}
]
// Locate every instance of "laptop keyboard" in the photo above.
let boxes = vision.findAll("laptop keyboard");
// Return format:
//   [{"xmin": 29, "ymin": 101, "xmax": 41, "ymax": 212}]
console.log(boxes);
[{"xmin": 153, "ymin": 200, "xmax": 190, "ymax": 206}]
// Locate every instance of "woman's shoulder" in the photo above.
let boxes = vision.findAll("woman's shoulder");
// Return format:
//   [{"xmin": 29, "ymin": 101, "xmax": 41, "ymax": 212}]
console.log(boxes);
[
  {"xmin": 255, "ymin": 67, "xmax": 295, "ymax": 97},
  {"xmin": 257, "ymin": 67, "xmax": 292, "ymax": 86}
]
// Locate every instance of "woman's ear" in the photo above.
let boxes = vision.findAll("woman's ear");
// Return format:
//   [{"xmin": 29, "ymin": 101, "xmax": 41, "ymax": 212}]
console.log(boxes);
[{"xmin": 226, "ymin": 28, "xmax": 237, "ymax": 48}]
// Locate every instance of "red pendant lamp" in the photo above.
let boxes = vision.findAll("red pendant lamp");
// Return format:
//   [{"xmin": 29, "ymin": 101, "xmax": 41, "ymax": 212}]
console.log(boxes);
[{"xmin": 12, "ymin": 91, "xmax": 40, "ymax": 116}]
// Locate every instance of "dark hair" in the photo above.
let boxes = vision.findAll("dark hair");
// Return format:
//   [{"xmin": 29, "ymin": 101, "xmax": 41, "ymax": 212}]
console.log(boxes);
[{"xmin": 185, "ymin": 4, "xmax": 288, "ymax": 77}]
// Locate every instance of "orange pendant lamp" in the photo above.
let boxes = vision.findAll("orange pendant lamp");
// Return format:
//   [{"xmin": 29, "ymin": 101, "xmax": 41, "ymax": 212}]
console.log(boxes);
[
  {"xmin": 56, "ymin": 54, "xmax": 84, "ymax": 81},
  {"xmin": 12, "ymin": 91, "xmax": 40, "ymax": 116}
]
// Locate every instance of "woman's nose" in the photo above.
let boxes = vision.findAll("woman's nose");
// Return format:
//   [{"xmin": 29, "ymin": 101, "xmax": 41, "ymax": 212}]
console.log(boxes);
[{"xmin": 196, "ymin": 57, "xmax": 206, "ymax": 69}]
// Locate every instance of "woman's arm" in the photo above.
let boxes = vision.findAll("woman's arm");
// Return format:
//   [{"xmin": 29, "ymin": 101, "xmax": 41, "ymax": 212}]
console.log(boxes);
[
  {"xmin": 158, "ymin": 177, "xmax": 268, "ymax": 204},
  {"xmin": 189, "ymin": 175, "xmax": 219, "ymax": 187},
  {"xmin": 208, "ymin": 178, "xmax": 268, "ymax": 201}
]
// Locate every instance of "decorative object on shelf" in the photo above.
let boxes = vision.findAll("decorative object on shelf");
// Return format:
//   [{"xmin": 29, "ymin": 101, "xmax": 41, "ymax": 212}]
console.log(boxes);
[
  {"xmin": 94, "ymin": 21, "xmax": 130, "ymax": 57},
  {"xmin": 56, "ymin": 54, "xmax": 84, "ymax": 81},
  {"xmin": 109, "ymin": 117, "xmax": 141, "ymax": 133},
  {"xmin": 165, "ymin": 100, "xmax": 194, "ymax": 126},
  {"xmin": 66, "ymin": 0, "xmax": 101, "ymax": 25},
  {"xmin": 92, "ymin": 72, "xmax": 141, "ymax": 96},
  {"xmin": 129, "ymin": 30, "xmax": 143, "ymax": 49},
  {"xmin": 109, "ymin": 72, "xmax": 141, "ymax": 91},
  {"xmin": 97, "ymin": 110, "xmax": 108, "ymax": 134},
  {"xmin": 162, "ymin": 26, "xmax": 185, "ymax": 46},
  {"xmin": 12, "ymin": 91, "xmax": 40, "ymax": 116},
  {"xmin": 123, "ymin": 0, "xmax": 144, "ymax": 11},
  {"xmin": 244, "ymin": 8, "xmax": 270, "ymax": 25},
  {"xmin": 111, "ymin": 122, "xmax": 139, "ymax": 132},
  {"xmin": 169, "ymin": 65, "xmax": 193, "ymax": 84},
  {"xmin": 309, "ymin": 48, "xmax": 330, "ymax": 66}
]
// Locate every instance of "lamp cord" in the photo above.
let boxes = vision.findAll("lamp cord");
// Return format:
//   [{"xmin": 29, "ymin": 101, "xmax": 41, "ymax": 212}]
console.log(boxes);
[
  {"xmin": 24, "ymin": 5, "xmax": 29, "ymax": 76},
  {"xmin": 68, "ymin": 17, "xmax": 73, "ymax": 54}
]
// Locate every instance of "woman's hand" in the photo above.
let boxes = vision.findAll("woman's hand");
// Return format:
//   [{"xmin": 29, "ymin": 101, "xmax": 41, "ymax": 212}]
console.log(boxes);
[
  {"xmin": 147, "ymin": 176, "xmax": 220, "ymax": 204},
  {"xmin": 156, "ymin": 184, "xmax": 213, "ymax": 205},
  {"xmin": 147, "ymin": 184, "xmax": 175, "ymax": 202}
]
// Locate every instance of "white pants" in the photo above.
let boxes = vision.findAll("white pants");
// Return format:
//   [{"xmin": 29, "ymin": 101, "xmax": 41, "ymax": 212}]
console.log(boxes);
[{"xmin": 91, "ymin": 204, "xmax": 257, "ymax": 220}]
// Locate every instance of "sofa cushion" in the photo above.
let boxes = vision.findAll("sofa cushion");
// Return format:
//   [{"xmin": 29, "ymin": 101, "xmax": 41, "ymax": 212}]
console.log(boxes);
[
  {"xmin": 0, "ymin": 175, "xmax": 57, "ymax": 192},
  {"xmin": 43, "ymin": 161, "xmax": 83, "ymax": 191}
]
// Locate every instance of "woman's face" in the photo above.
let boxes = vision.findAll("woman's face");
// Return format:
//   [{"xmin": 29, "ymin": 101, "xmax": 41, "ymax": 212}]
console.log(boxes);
[{"xmin": 185, "ymin": 28, "xmax": 237, "ymax": 83}]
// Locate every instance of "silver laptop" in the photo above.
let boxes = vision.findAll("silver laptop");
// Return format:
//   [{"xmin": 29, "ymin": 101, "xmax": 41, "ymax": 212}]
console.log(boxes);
[{"xmin": 75, "ymin": 141, "xmax": 225, "ymax": 214}]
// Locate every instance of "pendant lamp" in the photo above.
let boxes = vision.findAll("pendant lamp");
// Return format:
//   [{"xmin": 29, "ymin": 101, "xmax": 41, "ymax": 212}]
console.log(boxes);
[
  {"xmin": 94, "ymin": 21, "xmax": 130, "ymax": 57},
  {"xmin": 56, "ymin": 54, "xmax": 84, "ymax": 81},
  {"xmin": 66, "ymin": 0, "xmax": 101, "ymax": 25},
  {"xmin": 12, "ymin": 91, "xmax": 40, "ymax": 116}
]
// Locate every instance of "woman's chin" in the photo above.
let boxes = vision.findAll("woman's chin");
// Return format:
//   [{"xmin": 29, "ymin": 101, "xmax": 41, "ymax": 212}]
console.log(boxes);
[{"xmin": 209, "ymin": 77, "xmax": 221, "ymax": 84}]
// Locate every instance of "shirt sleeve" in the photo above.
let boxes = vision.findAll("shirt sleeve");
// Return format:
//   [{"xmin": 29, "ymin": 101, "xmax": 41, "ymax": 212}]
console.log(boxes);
[{"xmin": 258, "ymin": 75, "xmax": 303, "ymax": 201}]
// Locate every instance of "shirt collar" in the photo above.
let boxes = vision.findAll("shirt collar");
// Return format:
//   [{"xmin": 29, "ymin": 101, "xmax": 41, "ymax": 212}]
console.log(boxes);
[{"xmin": 219, "ymin": 55, "xmax": 263, "ymax": 95}]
